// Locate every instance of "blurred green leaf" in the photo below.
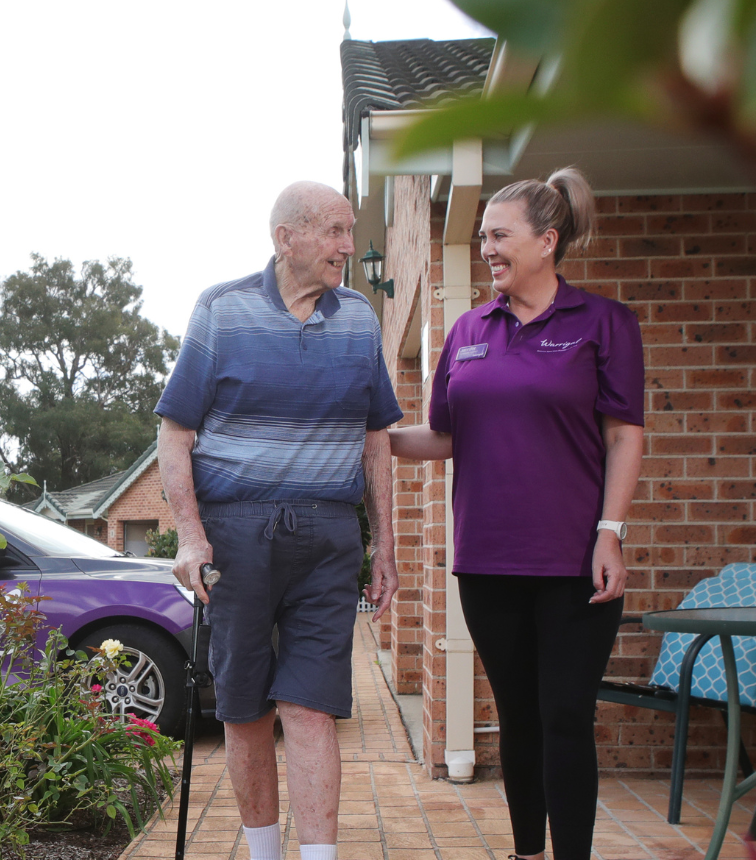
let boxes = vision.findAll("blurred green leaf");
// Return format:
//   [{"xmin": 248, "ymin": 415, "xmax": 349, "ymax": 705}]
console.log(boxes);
[
  {"xmin": 452, "ymin": 0, "xmax": 569, "ymax": 55},
  {"xmin": 395, "ymin": 92, "xmax": 580, "ymax": 158}
]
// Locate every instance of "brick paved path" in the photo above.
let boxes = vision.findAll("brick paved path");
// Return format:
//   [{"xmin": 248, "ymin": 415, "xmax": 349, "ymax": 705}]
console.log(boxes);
[{"xmin": 119, "ymin": 615, "xmax": 754, "ymax": 860}]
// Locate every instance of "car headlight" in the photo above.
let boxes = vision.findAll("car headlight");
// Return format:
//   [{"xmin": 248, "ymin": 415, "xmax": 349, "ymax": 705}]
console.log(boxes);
[{"xmin": 173, "ymin": 584, "xmax": 196, "ymax": 604}]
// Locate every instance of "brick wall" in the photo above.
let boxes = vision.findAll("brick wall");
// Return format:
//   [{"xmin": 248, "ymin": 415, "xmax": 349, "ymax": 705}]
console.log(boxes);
[
  {"xmin": 380, "ymin": 188, "xmax": 756, "ymax": 778},
  {"xmin": 106, "ymin": 460, "xmax": 175, "ymax": 552}
]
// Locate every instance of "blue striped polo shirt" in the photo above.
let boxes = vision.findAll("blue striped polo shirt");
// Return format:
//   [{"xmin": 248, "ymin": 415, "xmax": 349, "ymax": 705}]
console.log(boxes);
[{"xmin": 155, "ymin": 257, "xmax": 403, "ymax": 504}]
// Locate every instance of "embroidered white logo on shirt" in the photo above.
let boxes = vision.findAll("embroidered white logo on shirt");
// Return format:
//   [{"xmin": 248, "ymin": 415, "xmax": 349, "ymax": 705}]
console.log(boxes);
[{"xmin": 537, "ymin": 337, "xmax": 583, "ymax": 352}]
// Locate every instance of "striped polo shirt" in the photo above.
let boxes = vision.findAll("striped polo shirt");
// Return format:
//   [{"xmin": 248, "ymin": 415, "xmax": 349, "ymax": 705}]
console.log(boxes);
[{"xmin": 155, "ymin": 257, "xmax": 402, "ymax": 504}]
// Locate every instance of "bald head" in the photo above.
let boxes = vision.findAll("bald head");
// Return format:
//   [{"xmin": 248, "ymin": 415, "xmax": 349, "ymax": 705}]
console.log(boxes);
[{"xmin": 270, "ymin": 181, "xmax": 350, "ymax": 251}]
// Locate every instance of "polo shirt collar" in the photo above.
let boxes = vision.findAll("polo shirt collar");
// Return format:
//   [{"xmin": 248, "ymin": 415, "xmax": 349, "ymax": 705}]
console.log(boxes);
[
  {"xmin": 262, "ymin": 256, "xmax": 342, "ymax": 319},
  {"xmin": 481, "ymin": 275, "xmax": 586, "ymax": 318}
]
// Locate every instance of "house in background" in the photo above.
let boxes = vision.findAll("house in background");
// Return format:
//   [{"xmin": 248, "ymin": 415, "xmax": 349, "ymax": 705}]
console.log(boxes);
[
  {"xmin": 341, "ymin": 33, "xmax": 756, "ymax": 781},
  {"xmin": 29, "ymin": 441, "xmax": 175, "ymax": 556}
]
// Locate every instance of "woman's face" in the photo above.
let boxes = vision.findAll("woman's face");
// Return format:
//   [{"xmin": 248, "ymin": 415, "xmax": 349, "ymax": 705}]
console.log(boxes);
[{"xmin": 479, "ymin": 201, "xmax": 552, "ymax": 296}]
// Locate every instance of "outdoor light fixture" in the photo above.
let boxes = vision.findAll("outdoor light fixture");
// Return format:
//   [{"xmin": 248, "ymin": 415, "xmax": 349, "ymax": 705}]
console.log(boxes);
[{"xmin": 359, "ymin": 241, "xmax": 394, "ymax": 298}]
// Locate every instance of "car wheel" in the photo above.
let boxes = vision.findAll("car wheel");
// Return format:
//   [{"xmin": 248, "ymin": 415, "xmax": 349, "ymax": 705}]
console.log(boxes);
[{"xmin": 77, "ymin": 623, "xmax": 187, "ymax": 738}]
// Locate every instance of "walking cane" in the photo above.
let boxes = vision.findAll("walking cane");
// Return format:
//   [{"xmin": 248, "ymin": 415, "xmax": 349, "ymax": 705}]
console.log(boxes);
[{"xmin": 175, "ymin": 562, "xmax": 221, "ymax": 860}]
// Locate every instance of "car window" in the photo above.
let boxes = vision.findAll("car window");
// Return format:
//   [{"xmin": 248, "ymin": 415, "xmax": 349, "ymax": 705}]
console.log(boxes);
[{"xmin": 0, "ymin": 502, "xmax": 120, "ymax": 559}]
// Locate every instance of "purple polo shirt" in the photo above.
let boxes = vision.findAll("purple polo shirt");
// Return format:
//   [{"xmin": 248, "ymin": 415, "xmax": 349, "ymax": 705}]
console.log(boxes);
[{"xmin": 429, "ymin": 276, "xmax": 644, "ymax": 578}]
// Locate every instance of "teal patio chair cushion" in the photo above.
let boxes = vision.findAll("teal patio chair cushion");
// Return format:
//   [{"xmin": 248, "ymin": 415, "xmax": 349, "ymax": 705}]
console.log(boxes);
[{"xmin": 650, "ymin": 563, "xmax": 756, "ymax": 706}]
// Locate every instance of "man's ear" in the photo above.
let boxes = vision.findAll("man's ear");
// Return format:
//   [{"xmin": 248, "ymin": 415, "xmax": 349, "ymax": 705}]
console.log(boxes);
[{"xmin": 274, "ymin": 224, "xmax": 293, "ymax": 256}]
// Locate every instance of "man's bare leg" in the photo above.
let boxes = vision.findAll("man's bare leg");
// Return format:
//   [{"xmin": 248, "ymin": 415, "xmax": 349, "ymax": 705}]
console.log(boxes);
[
  {"xmin": 225, "ymin": 710, "xmax": 280, "ymax": 826},
  {"xmin": 277, "ymin": 700, "xmax": 340, "ymax": 846}
]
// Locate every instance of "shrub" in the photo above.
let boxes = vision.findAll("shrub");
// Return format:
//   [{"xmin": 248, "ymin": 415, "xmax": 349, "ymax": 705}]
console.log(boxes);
[
  {"xmin": 145, "ymin": 527, "xmax": 178, "ymax": 559},
  {"xmin": 356, "ymin": 502, "xmax": 373, "ymax": 598},
  {"xmin": 0, "ymin": 585, "xmax": 180, "ymax": 857}
]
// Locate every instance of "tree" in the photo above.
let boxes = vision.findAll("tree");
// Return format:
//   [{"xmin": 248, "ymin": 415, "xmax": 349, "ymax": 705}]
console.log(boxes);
[
  {"xmin": 397, "ymin": 0, "xmax": 756, "ymax": 171},
  {"xmin": 0, "ymin": 254, "xmax": 180, "ymax": 490}
]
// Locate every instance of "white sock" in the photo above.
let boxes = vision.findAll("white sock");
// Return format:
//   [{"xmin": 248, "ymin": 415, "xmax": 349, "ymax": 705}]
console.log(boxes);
[
  {"xmin": 243, "ymin": 822, "xmax": 282, "ymax": 860},
  {"xmin": 300, "ymin": 845, "xmax": 337, "ymax": 860}
]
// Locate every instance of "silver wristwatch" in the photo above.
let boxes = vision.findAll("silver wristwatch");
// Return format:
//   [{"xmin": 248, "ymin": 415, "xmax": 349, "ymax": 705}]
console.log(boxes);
[{"xmin": 597, "ymin": 520, "xmax": 627, "ymax": 540}]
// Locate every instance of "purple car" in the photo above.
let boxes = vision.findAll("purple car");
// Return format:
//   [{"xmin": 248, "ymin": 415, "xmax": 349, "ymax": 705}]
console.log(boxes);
[{"xmin": 0, "ymin": 499, "xmax": 214, "ymax": 736}]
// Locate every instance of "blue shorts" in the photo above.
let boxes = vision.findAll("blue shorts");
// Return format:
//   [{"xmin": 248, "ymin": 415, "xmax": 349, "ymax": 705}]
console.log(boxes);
[{"xmin": 200, "ymin": 499, "xmax": 363, "ymax": 723}]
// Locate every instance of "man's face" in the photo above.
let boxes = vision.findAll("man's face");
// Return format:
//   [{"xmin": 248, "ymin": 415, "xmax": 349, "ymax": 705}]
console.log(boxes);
[{"xmin": 288, "ymin": 196, "xmax": 356, "ymax": 292}]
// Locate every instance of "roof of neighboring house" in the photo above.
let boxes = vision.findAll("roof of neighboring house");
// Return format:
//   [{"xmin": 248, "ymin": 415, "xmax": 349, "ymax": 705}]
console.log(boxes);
[
  {"xmin": 341, "ymin": 37, "xmax": 494, "ymax": 149},
  {"xmin": 29, "ymin": 441, "xmax": 158, "ymax": 521}
]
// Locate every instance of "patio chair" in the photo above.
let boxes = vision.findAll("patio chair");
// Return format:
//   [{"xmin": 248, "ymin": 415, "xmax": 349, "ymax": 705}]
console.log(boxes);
[{"xmin": 598, "ymin": 562, "xmax": 756, "ymax": 824}]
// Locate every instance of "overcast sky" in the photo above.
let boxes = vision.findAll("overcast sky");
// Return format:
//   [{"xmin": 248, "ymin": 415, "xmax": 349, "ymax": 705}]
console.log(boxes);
[{"xmin": 0, "ymin": 1, "xmax": 491, "ymax": 338}]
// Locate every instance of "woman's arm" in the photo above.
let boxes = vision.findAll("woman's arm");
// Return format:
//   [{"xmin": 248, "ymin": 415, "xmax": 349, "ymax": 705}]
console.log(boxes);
[
  {"xmin": 589, "ymin": 415, "xmax": 644, "ymax": 604},
  {"xmin": 388, "ymin": 425, "xmax": 452, "ymax": 461}
]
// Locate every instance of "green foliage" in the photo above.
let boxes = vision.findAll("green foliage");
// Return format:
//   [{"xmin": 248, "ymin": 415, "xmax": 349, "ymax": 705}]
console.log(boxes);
[
  {"xmin": 0, "ymin": 254, "xmax": 180, "ymax": 491},
  {"xmin": 0, "ymin": 473, "xmax": 38, "ymax": 549},
  {"xmin": 356, "ymin": 502, "xmax": 373, "ymax": 598},
  {"xmin": 396, "ymin": 0, "xmax": 756, "ymax": 165},
  {"xmin": 145, "ymin": 527, "xmax": 178, "ymax": 559},
  {"xmin": 0, "ymin": 585, "xmax": 179, "ymax": 857}
]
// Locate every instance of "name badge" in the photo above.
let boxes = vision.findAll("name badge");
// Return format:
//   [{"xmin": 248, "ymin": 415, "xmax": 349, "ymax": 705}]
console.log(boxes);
[{"xmin": 456, "ymin": 343, "xmax": 488, "ymax": 361}]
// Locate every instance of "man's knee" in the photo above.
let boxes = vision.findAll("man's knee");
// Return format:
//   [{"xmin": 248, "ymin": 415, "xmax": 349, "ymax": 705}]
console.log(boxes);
[{"xmin": 276, "ymin": 701, "xmax": 336, "ymax": 735}]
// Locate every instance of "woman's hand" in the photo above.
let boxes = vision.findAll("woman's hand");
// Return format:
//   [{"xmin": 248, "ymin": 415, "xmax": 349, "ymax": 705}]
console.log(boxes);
[{"xmin": 589, "ymin": 530, "xmax": 628, "ymax": 603}]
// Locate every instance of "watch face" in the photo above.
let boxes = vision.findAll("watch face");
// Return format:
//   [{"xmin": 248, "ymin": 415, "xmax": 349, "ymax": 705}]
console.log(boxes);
[{"xmin": 619, "ymin": 522, "xmax": 628, "ymax": 540}]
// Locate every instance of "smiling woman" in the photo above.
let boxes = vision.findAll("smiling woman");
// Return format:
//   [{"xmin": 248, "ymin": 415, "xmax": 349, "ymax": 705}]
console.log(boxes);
[{"xmin": 390, "ymin": 167, "xmax": 645, "ymax": 860}]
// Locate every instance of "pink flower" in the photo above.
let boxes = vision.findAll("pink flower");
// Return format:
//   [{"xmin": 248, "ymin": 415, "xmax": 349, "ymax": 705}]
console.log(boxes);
[
  {"xmin": 91, "ymin": 684, "xmax": 102, "ymax": 693},
  {"xmin": 125, "ymin": 714, "xmax": 160, "ymax": 746}
]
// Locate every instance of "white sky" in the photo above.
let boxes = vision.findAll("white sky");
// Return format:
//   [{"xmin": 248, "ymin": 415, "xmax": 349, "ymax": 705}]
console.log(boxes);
[{"xmin": 0, "ymin": 1, "xmax": 491, "ymax": 339}]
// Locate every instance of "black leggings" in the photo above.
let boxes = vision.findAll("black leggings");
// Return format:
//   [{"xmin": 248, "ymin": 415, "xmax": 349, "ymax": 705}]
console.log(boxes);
[{"xmin": 457, "ymin": 574, "xmax": 623, "ymax": 860}]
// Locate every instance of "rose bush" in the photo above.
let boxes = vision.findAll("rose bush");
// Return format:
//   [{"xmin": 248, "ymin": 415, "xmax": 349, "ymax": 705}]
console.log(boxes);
[{"xmin": 0, "ymin": 586, "xmax": 180, "ymax": 858}]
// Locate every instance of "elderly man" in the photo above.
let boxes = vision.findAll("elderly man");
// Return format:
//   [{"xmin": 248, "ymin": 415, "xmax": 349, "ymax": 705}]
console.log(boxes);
[{"xmin": 155, "ymin": 181, "xmax": 402, "ymax": 860}]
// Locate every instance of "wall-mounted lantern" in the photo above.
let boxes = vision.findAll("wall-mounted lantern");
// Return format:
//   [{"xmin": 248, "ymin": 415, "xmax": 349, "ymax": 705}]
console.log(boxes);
[{"xmin": 359, "ymin": 241, "xmax": 394, "ymax": 298}]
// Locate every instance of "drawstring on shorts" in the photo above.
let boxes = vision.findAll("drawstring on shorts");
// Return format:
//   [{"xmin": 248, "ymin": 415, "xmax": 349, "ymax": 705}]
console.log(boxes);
[{"xmin": 264, "ymin": 502, "xmax": 298, "ymax": 539}]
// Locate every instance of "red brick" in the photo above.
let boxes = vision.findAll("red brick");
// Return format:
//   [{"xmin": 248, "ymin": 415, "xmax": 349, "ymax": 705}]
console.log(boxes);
[
  {"xmin": 618, "ymin": 195, "xmax": 681, "ymax": 213},
  {"xmin": 684, "ymin": 235, "xmax": 747, "ymax": 255},
  {"xmin": 651, "ymin": 435, "xmax": 713, "ymax": 455},
  {"xmin": 651, "ymin": 546, "xmax": 685, "ymax": 566},
  {"xmin": 586, "ymin": 259, "xmax": 648, "ymax": 279},
  {"xmin": 647, "ymin": 213, "xmax": 711, "ymax": 233},
  {"xmin": 619, "ymin": 237, "xmax": 681, "ymax": 257},
  {"xmin": 578, "ymin": 281, "xmax": 620, "ymax": 300},
  {"xmin": 580, "ymin": 237, "xmax": 617, "ymax": 258},
  {"xmin": 716, "ymin": 435, "xmax": 756, "ymax": 455},
  {"xmin": 716, "ymin": 257, "xmax": 756, "ymax": 277},
  {"xmin": 654, "ymin": 524, "xmax": 714, "ymax": 544},
  {"xmin": 686, "ymin": 322, "xmax": 748, "ymax": 343},
  {"xmin": 687, "ymin": 457, "xmax": 751, "ymax": 478},
  {"xmin": 595, "ymin": 214, "xmax": 645, "ymax": 235},
  {"xmin": 647, "ymin": 345, "xmax": 712, "ymax": 367},
  {"xmin": 689, "ymin": 502, "xmax": 750, "ymax": 521},
  {"xmin": 638, "ymin": 323, "xmax": 683, "ymax": 344},
  {"xmin": 724, "ymin": 526, "xmax": 756, "ymax": 544},
  {"xmin": 650, "ymin": 258, "xmax": 713, "ymax": 278},
  {"xmin": 716, "ymin": 345, "xmax": 756, "ymax": 365},
  {"xmin": 684, "ymin": 278, "xmax": 748, "ymax": 300},
  {"xmin": 645, "ymin": 413, "xmax": 684, "ymax": 433},
  {"xmin": 717, "ymin": 481, "xmax": 756, "ymax": 500},
  {"xmin": 621, "ymin": 281, "xmax": 681, "ymax": 302},
  {"xmin": 651, "ymin": 391, "xmax": 713, "ymax": 412},
  {"xmin": 685, "ymin": 368, "xmax": 748, "ymax": 387},
  {"xmin": 687, "ymin": 412, "xmax": 747, "ymax": 433},
  {"xmin": 715, "ymin": 300, "xmax": 756, "ymax": 320},
  {"xmin": 595, "ymin": 196, "xmax": 618, "ymax": 214},
  {"xmin": 712, "ymin": 211, "xmax": 756, "ymax": 231},
  {"xmin": 640, "ymin": 457, "xmax": 685, "ymax": 478},
  {"xmin": 653, "ymin": 480, "xmax": 714, "ymax": 500},
  {"xmin": 684, "ymin": 193, "xmax": 746, "ymax": 211},
  {"xmin": 645, "ymin": 368, "xmax": 684, "ymax": 389},
  {"xmin": 651, "ymin": 302, "xmax": 713, "ymax": 323},
  {"xmin": 628, "ymin": 502, "xmax": 683, "ymax": 521},
  {"xmin": 654, "ymin": 569, "xmax": 715, "ymax": 590},
  {"xmin": 717, "ymin": 391, "xmax": 756, "ymax": 410},
  {"xmin": 685, "ymin": 545, "xmax": 752, "ymax": 566}
]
